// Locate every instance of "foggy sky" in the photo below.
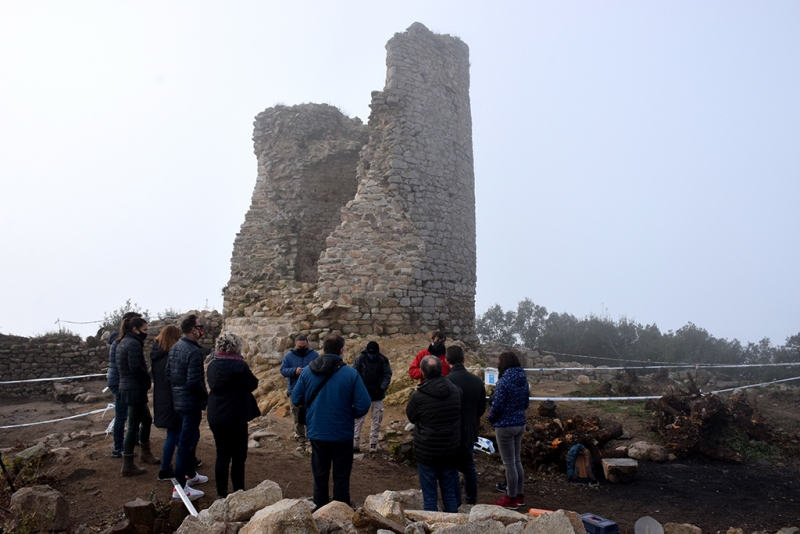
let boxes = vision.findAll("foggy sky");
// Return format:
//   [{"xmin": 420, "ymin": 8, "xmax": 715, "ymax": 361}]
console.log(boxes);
[{"xmin": 1, "ymin": 1, "xmax": 798, "ymax": 347}]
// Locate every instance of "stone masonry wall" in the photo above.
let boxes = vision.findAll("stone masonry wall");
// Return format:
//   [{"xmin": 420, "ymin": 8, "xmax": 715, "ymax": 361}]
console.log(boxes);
[
  {"xmin": 0, "ymin": 310, "xmax": 222, "ymax": 398},
  {"xmin": 224, "ymin": 23, "xmax": 477, "ymax": 364}
]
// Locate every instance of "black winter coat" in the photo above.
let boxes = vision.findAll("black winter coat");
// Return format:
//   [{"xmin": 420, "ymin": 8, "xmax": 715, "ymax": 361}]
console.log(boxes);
[
  {"xmin": 446, "ymin": 363, "xmax": 487, "ymax": 448},
  {"xmin": 406, "ymin": 376, "xmax": 461, "ymax": 466},
  {"xmin": 207, "ymin": 355, "xmax": 259, "ymax": 427},
  {"xmin": 166, "ymin": 337, "xmax": 208, "ymax": 413},
  {"xmin": 117, "ymin": 333, "xmax": 151, "ymax": 393},
  {"xmin": 150, "ymin": 342, "xmax": 181, "ymax": 429},
  {"xmin": 352, "ymin": 351, "xmax": 392, "ymax": 401},
  {"xmin": 106, "ymin": 331, "xmax": 120, "ymax": 389}
]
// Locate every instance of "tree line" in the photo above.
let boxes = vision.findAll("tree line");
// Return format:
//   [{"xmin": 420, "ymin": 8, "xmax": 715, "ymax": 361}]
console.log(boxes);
[{"xmin": 476, "ymin": 299, "xmax": 799, "ymax": 379}]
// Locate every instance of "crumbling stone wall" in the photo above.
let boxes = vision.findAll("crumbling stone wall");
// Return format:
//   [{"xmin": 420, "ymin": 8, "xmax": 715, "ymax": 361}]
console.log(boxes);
[
  {"xmin": 225, "ymin": 23, "xmax": 476, "ymax": 363},
  {"xmin": 0, "ymin": 310, "xmax": 223, "ymax": 398}
]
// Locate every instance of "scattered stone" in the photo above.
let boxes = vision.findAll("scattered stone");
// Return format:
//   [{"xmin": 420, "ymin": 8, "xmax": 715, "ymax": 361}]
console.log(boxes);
[
  {"xmin": 404, "ymin": 522, "xmax": 427, "ymax": 534},
  {"xmin": 576, "ymin": 375, "xmax": 591, "ymax": 385},
  {"xmin": 199, "ymin": 479, "xmax": 283, "ymax": 524},
  {"xmin": 176, "ymin": 515, "xmax": 229, "ymax": 534},
  {"xmin": 523, "ymin": 510, "xmax": 582, "ymax": 534},
  {"xmin": 468, "ymin": 505, "xmax": 528, "ymax": 526},
  {"xmin": 776, "ymin": 528, "xmax": 800, "ymax": 534},
  {"xmin": 250, "ymin": 430, "xmax": 279, "ymax": 439},
  {"xmin": 432, "ymin": 520, "xmax": 506, "ymax": 533},
  {"xmin": 364, "ymin": 489, "xmax": 424, "ymax": 513},
  {"xmin": 75, "ymin": 393, "xmax": 100, "ymax": 403},
  {"xmin": 375, "ymin": 500, "xmax": 406, "ymax": 525},
  {"xmin": 725, "ymin": 529, "xmax": 744, "ymax": 534},
  {"xmin": 239, "ymin": 499, "xmax": 316, "ymax": 534},
  {"xmin": 313, "ymin": 500, "xmax": 354, "ymax": 532},
  {"xmin": 663, "ymin": 524, "xmax": 702, "ymax": 534},
  {"xmin": 352, "ymin": 506, "xmax": 406, "ymax": 533},
  {"xmin": 404, "ymin": 510, "xmax": 468, "ymax": 525},
  {"xmin": 10, "ymin": 484, "xmax": 70, "ymax": 531},
  {"xmin": 248, "ymin": 439, "xmax": 261, "ymax": 449},
  {"xmin": 507, "ymin": 522, "xmax": 526, "ymax": 534},
  {"xmin": 15, "ymin": 442, "xmax": 51, "ymax": 466},
  {"xmin": 601, "ymin": 458, "xmax": 638, "ymax": 483}
]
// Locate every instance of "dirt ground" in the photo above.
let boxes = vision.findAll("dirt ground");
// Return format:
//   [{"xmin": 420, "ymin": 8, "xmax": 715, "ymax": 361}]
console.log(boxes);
[{"xmin": 1, "ymin": 377, "xmax": 799, "ymax": 533}]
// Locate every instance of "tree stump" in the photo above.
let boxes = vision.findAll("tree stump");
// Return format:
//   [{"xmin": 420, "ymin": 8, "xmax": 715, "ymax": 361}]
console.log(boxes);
[{"xmin": 124, "ymin": 498, "xmax": 155, "ymax": 532}]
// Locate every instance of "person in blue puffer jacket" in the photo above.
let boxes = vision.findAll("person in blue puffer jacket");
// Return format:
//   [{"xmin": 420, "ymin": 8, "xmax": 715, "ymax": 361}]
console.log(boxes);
[
  {"xmin": 487, "ymin": 351, "xmax": 530, "ymax": 510},
  {"xmin": 106, "ymin": 311, "xmax": 143, "ymax": 458}
]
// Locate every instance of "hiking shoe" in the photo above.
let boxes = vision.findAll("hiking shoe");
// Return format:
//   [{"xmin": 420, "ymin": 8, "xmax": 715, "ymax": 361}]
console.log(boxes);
[
  {"xmin": 195, "ymin": 457, "xmax": 202, "ymax": 468},
  {"xmin": 495, "ymin": 482, "xmax": 507, "ymax": 494},
  {"xmin": 186, "ymin": 473, "xmax": 208, "ymax": 486},
  {"xmin": 369, "ymin": 443, "xmax": 378, "ymax": 453},
  {"xmin": 110, "ymin": 448, "xmax": 123, "ymax": 459},
  {"xmin": 516, "ymin": 494, "xmax": 526, "ymax": 507},
  {"xmin": 158, "ymin": 469, "xmax": 174, "ymax": 481},
  {"xmin": 172, "ymin": 485, "xmax": 204, "ymax": 500},
  {"xmin": 492, "ymin": 494, "xmax": 518, "ymax": 509}
]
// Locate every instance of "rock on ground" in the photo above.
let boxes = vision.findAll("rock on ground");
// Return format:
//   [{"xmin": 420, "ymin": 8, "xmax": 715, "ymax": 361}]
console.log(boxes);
[
  {"xmin": 523, "ymin": 510, "xmax": 583, "ymax": 534},
  {"xmin": 601, "ymin": 458, "xmax": 639, "ymax": 483},
  {"xmin": 10, "ymin": 484, "xmax": 70, "ymax": 531},
  {"xmin": 198, "ymin": 479, "xmax": 283, "ymax": 523},
  {"xmin": 239, "ymin": 498, "xmax": 317, "ymax": 534},
  {"xmin": 468, "ymin": 505, "xmax": 529, "ymax": 526},
  {"xmin": 663, "ymin": 524, "xmax": 702, "ymax": 534}
]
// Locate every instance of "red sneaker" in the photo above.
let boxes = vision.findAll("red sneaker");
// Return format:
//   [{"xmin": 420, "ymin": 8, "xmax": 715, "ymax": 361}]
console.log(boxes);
[
  {"xmin": 516, "ymin": 494, "xmax": 526, "ymax": 507},
  {"xmin": 492, "ymin": 494, "xmax": 519, "ymax": 509}
]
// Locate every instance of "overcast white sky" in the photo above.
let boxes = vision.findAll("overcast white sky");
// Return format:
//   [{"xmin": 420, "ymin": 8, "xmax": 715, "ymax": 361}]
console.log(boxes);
[{"xmin": 1, "ymin": 1, "xmax": 798, "ymax": 346}]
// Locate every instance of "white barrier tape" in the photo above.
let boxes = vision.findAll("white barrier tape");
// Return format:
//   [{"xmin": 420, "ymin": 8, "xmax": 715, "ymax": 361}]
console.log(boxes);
[
  {"xmin": 711, "ymin": 375, "xmax": 800, "ymax": 394},
  {"xmin": 0, "ymin": 373, "xmax": 106, "ymax": 385},
  {"xmin": 529, "ymin": 395, "xmax": 663, "ymax": 402},
  {"xmin": 543, "ymin": 350, "xmax": 677, "ymax": 365},
  {"xmin": 0, "ymin": 404, "xmax": 115, "ymax": 430},
  {"xmin": 526, "ymin": 375, "xmax": 800, "ymax": 402},
  {"xmin": 469, "ymin": 362, "xmax": 800, "ymax": 373}
]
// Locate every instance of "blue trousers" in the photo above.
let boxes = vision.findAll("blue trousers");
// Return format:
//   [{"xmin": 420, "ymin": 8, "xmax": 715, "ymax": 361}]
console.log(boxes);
[
  {"xmin": 417, "ymin": 461, "xmax": 459, "ymax": 513},
  {"xmin": 161, "ymin": 426, "xmax": 181, "ymax": 471},
  {"xmin": 110, "ymin": 386, "xmax": 128, "ymax": 453},
  {"xmin": 175, "ymin": 410, "xmax": 202, "ymax": 487}
]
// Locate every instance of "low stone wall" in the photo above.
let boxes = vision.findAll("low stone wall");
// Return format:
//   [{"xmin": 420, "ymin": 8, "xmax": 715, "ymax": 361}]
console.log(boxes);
[{"xmin": 0, "ymin": 310, "xmax": 223, "ymax": 398}]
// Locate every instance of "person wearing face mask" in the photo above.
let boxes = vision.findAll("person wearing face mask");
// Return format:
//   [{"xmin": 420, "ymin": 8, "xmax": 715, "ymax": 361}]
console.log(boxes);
[
  {"xmin": 408, "ymin": 331, "xmax": 450, "ymax": 382},
  {"xmin": 352, "ymin": 341, "xmax": 392, "ymax": 453},
  {"xmin": 116, "ymin": 316, "xmax": 159, "ymax": 476},
  {"xmin": 280, "ymin": 335, "xmax": 320, "ymax": 449}
]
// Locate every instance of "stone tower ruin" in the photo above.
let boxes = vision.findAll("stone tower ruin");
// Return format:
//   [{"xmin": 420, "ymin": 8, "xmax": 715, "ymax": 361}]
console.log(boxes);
[{"xmin": 224, "ymin": 22, "xmax": 476, "ymax": 362}]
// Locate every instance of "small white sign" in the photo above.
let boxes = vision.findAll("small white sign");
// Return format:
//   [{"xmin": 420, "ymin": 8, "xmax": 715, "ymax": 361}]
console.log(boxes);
[{"xmin": 485, "ymin": 367, "xmax": 498, "ymax": 386}]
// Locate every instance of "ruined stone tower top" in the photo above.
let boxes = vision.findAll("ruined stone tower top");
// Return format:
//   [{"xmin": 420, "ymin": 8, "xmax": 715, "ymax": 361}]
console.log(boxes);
[{"xmin": 225, "ymin": 23, "xmax": 476, "ymax": 362}]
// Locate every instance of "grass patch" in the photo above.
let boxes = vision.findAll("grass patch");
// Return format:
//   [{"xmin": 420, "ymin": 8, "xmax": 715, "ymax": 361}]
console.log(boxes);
[{"xmin": 711, "ymin": 426, "xmax": 782, "ymax": 463}]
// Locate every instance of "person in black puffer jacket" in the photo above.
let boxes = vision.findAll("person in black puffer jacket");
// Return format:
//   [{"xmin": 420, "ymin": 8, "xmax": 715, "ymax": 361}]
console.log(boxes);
[
  {"xmin": 165, "ymin": 314, "xmax": 209, "ymax": 500},
  {"xmin": 117, "ymin": 316, "xmax": 159, "ymax": 476},
  {"xmin": 107, "ymin": 311, "xmax": 143, "ymax": 458},
  {"xmin": 406, "ymin": 355, "xmax": 461, "ymax": 512},
  {"xmin": 150, "ymin": 325, "xmax": 183, "ymax": 481},
  {"xmin": 352, "ymin": 341, "xmax": 392, "ymax": 452},
  {"xmin": 207, "ymin": 331, "xmax": 260, "ymax": 498}
]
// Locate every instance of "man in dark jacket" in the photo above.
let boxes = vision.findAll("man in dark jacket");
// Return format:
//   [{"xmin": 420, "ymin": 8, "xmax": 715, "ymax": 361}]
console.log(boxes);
[
  {"xmin": 406, "ymin": 355, "xmax": 461, "ymax": 512},
  {"xmin": 106, "ymin": 311, "xmax": 142, "ymax": 457},
  {"xmin": 280, "ymin": 335, "xmax": 320, "ymax": 447},
  {"xmin": 165, "ymin": 314, "xmax": 209, "ymax": 500},
  {"xmin": 292, "ymin": 334, "xmax": 371, "ymax": 508},
  {"xmin": 445, "ymin": 345, "xmax": 486, "ymax": 506},
  {"xmin": 352, "ymin": 341, "xmax": 392, "ymax": 453}
]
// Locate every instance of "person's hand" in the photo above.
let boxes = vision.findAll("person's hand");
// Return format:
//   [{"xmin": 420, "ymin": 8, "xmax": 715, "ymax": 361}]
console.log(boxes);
[{"xmin": 295, "ymin": 367, "xmax": 302, "ymax": 376}]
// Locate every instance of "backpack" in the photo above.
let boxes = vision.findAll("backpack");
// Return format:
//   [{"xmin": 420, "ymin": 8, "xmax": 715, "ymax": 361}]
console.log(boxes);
[{"xmin": 566, "ymin": 443, "xmax": 597, "ymax": 483}]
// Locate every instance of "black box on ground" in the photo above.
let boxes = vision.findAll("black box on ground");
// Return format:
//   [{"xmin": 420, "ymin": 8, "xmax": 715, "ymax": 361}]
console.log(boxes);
[{"xmin": 581, "ymin": 513, "xmax": 620, "ymax": 534}]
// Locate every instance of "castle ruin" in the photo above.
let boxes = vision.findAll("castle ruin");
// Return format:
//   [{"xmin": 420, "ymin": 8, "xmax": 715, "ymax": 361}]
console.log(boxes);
[{"xmin": 224, "ymin": 23, "xmax": 476, "ymax": 362}]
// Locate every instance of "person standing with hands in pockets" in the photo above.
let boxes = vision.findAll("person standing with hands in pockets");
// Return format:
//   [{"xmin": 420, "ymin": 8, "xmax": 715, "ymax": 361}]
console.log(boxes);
[{"xmin": 281, "ymin": 335, "xmax": 319, "ymax": 450}]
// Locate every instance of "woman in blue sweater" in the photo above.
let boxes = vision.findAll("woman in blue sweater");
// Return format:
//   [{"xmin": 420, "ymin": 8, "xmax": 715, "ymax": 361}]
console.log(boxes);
[{"xmin": 488, "ymin": 351, "xmax": 530, "ymax": 509}]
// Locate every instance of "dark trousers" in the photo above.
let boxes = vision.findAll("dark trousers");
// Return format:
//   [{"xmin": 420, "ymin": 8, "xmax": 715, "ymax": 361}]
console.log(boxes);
[
  {"xmin": 110, "ymin": 386, "xmax": 130, "ymax": 453},
  {"xmin": 175, "ymin": 410, "xmax": 202, "ymax": 488},
  {"xmin": 122, "ymin": 397, "xmax": 151, "ymax": 455},
  {"xmin": 456, "ymin": 446, "xmax": 478, "ymax": 506},
  {"xmin": 417, "ymin": 461, "xmax": 459, "ymax": 513},
  {"xmin": 210, "ymin": 422, "xmax": 248, "ymax": 497},
  {"xmin": 310, "ymin": 439, "xmax": 354, "ymax": 508}
]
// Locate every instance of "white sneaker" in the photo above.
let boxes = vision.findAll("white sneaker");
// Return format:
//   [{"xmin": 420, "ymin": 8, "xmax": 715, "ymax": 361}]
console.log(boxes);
[
  {"xmin": 186, "ymin": 472, "xmax": 208, "ymax": 486},
  {"xmin": 172, "ymin": 485, "xmax": 204, "ymax": 500}
]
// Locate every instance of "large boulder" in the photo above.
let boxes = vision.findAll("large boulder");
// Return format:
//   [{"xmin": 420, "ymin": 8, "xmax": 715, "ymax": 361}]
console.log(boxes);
[
  {"xmin": 176, "ymin": 516, "xmax": 230, "ymax": 534},
  {"xmin": 663, "ymin": 524, "xmax": 702, "ymax": 534},
  {"xmin": 312, "ymin": 501, "xmax": 354, "ymax": 534},
  {"xmin": 14, "ymin": 442, "xmax": 51, "ymax": 467},
  {"xmin": 523, "ymin": 510, "xmax": 583, "ymax": 534},
  {"xmin": 364, "ymin": 489, "xmax": 424, "ymax": 514},
  {"xmin": 404, "ymin": 510, "xmax": 468, "ymax": 525},
  {"xmin": 468, "ymin": 505, "xmax": 529, "ymax": 526},
  {"xmin": 199, "ymin": 479, "xmax": 283, "ymax": 523},
  {"xmin": 432, "ymin": 519, "xmax": 507, "ymax": 534},
  {"xmin": 10, "ymin": 485, "xmax": 70, "ymax": 531},
  {"xmin": 239, "ymin": 499, "xmax": 317, "ymax": 534},
  {"xmin": 601, "ymin": 458, "xmax": 638, "ymax": 483},
  {"xmin": 352, "ymin": 507, "xmax": 405, "ymax": 533}
]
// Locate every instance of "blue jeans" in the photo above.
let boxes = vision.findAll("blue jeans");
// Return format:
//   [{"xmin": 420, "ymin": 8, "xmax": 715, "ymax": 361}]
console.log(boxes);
[
  {"xmin": 417, "ymin": 461, "xmax": 459, "ymax": 512},
  {"xmin": 161, "ymin": 426, "xmax": 181, "ymax": 471},
  {"xmin": 111, "ymin": 386, "xmax": 128, "ymax": 453},
  {"xmin": 456, "ymin": 446, "xmax": 478, "ymax": 506},
  {"xmin": 175, "ymin": 410, "xmax": 202, "ymax": 487}
]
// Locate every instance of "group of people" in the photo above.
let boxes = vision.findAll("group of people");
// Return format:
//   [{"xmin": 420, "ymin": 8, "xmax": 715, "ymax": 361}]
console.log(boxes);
[
  {"xmin": 110, "ymin": 319, "xmax": 530, "ymax": 510},
  {"xmin": 108, "ymin": 313, "xmax": 259, "ymax": 501}
]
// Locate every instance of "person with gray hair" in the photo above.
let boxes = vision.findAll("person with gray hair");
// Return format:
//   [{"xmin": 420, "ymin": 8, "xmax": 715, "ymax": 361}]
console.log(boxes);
[
  {"xmin": 207, "ymin": 331, "xmax": 260, "ymax": 498},
  {"xmin": 406, "ymin": 355, "xmax": 462, "ymax": 512}
]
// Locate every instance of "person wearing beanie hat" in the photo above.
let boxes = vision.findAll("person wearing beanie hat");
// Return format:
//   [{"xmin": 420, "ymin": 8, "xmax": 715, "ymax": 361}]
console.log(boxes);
[{"xmin": 352, "ymin": 341, "xmax": 393, "ymax": 453}]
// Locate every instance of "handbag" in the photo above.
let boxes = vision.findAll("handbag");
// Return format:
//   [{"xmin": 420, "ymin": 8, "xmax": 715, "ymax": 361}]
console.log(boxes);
[{"xmin": 297, "ymin": 361, "xmax": 343, "ymax": 425}]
